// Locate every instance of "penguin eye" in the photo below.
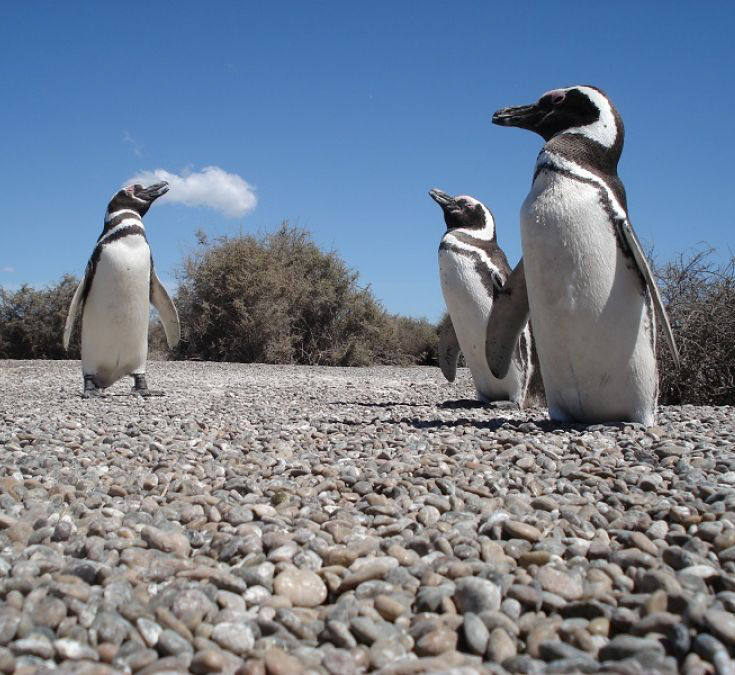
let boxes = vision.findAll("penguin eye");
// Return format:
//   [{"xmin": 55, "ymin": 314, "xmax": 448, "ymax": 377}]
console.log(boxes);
[{"xmin": 550, "ymin": 92, "xmax": 566, "ymax": 105}]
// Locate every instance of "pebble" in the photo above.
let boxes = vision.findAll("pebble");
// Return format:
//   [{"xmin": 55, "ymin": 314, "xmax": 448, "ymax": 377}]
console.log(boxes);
[
  {"xmin": 453, "ymin": 577, "xmax": 501, "ymax": 614},
  {"xmin": 0, "ymin": 361, "xmax": 733, "ymax": 672},
  {"xmin": 273, "ymin": 567, "xmax": 327, "ymax": 607},
  {"xmin": 210, "ymin": 622, "xmax": 255, "ymax": 655}
]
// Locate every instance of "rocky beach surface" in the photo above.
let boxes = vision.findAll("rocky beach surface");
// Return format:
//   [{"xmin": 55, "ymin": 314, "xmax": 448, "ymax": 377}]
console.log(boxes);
[{"xmin": 1, "ymin": 360, "xmax": 734, "ymax": 674}]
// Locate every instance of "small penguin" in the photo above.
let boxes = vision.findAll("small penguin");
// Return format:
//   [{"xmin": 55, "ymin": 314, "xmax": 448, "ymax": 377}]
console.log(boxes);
[
  {"xmin": 64, "ymin": 182, "xmax": 180, "ymax": 397},
  {"xmin": 429, "ymin": 189, "xmax": 534, "ymax": 406},
  {"xmin": 488, "ymin": 85, "xmax": 679, "ymax": 426}
]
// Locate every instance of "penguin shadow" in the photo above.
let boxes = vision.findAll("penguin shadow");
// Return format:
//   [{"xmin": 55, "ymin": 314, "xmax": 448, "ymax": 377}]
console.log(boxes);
[
  {"xmin": 326, "ymin": 400, "xmax": 433, "ymax": 409},
  {"xmin": 399, "ymin": 412, "xmax": 593, "ymax": 432},
  {"xmin": 438, "ymin": 398, "xmax": 514, "ymax": 410}
]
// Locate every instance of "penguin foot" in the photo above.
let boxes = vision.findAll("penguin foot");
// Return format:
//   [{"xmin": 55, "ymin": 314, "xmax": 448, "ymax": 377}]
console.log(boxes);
[
  {"xmin": 82, "ymin": 375, "xmax": 101, "ymax": 399},
  {"xmin": 131, "ymin": 374, "xmax": 164, "ymax": 397}
]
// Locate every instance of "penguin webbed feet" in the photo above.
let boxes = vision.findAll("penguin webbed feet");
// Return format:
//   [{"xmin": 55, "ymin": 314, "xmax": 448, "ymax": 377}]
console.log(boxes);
[
  {"xmin": 82, "ymin": 374, "xmax": 102, "ymax": 399},
  {"xmin": 131, "ymin": 374, "xmax": 164, "ymax": 397}
]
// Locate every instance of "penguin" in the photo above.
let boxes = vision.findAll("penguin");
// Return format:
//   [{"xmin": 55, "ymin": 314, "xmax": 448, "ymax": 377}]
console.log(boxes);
[
  {"xmin": 64, "ymin": 182, "xmax": 180, "ymax": 397},
  {"xmin": 488, "ymin": 85, "xmax": 679, "ymax": 426},
  {"xmin": 429, "ymin": 189, "xmax": 535, "ymax": 406}
]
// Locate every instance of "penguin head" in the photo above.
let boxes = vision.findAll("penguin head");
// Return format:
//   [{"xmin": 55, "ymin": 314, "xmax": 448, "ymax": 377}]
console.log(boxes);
[
  {"xmin": 106, "ymin": 181, "xmax": 170, "ymax": 218},
  {"xmin": 429, "ymin": 189, "xmax": 495, "ymax": 240},
  {"xmin": 492, "ymin": 85, "xmax": 623, "ymax": 157}
]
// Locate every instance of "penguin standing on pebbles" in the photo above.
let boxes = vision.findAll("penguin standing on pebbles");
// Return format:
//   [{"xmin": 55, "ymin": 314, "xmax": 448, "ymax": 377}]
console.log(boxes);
[
  {"xmin": 429, "ymin": 189, "xmax": 534, "ymax": 407},
  {"xmin": 488, "ymin": 85, "xmax": 679, "ymax": 426},
  {"xmin": 64, "ymin": 182, "xmax": 180, "ymax": 398}
]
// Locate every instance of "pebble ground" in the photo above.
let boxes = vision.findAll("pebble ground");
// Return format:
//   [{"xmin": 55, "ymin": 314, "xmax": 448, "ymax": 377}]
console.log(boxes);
[{"xmin": 1, "ymin": 360, "xmax": 735, "ymax": 675}]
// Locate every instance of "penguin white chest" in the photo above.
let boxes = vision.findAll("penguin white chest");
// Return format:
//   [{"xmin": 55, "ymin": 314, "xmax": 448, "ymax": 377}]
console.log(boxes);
[
  {"xmin": 520, "ymin": 170, "xmax": 656, "ymax": 424},
  {"xmin": 81, "ymin": 235, "xmax": 152, "ymax": 387},
  {"xmin": 439, "ymin": 242, "xmax": 526, "ymax": 403}
]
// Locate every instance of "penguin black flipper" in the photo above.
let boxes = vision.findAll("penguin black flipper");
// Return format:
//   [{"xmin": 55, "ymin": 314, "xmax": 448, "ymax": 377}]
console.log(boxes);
[
  {"xmin": 438, "ymin": 316, "xmax": 461, "ymax": 382},
  {"xmin": 485, "ymin": 258, "xmax": 530, "ymax": 380},
  {"xmin": 615, "ymin": 217, "xmax": 680, "ymax": 369},
  {"xmin": 150, "ymin": 265, "xmax": 181, "ymax": 349},
  {"xmin": 63, "ymin": 274, "xmax": 87, "ymax": 351}
]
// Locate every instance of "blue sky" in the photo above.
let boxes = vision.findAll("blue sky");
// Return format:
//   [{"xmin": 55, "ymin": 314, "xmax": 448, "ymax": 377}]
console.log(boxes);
[{"xmin": 1, "ymin": 2, "xmax": 733, "ymax": 321}]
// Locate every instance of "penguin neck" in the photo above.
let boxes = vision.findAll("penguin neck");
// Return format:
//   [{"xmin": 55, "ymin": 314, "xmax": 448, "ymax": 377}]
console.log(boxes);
[
  {"xmin": 99, "ymin": 209, "xmax": 144, "ymax": 240},
  {"xmin": 544, "ymin": 132, "xmax": 621, "ymax": 180},
  {"xmin": 445, "ymin": 225, "xmax": 496, "ymax": 243}
]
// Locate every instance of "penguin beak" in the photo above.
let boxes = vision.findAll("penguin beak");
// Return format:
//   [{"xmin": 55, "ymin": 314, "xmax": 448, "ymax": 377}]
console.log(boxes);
[
  {"xmin": 429, "ymin": 188, "xmax": 456, "ymax": 211},
  {"xmin": 492, "ymin": 103, "xmax": 547, "ymax": 130},
  {"xmin": 138, "ymin": 181, "xmax": 170, "ymax": 202}
]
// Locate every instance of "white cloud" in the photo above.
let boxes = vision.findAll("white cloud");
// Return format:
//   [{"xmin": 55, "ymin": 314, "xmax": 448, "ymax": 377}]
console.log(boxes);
[
  {"xmin": 125, "ymin": 166, "xmax": 257, "ymax": 218},
  {"xmin": 1, "ymin": 266, "xmax": 15, "ymax": 274}
]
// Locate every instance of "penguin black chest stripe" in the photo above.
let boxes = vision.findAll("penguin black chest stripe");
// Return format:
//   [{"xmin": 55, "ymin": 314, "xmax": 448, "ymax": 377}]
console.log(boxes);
[
  {"xmin": 439, "ymin": 240, "xmax": 503, "ymax": 299},
  {"xmin": 98, "ymin": 210, "xmax": 142, "ymax": 241},
  {"xmin": 81, "ymin": 225, "xmax": 148, "ymax": 304},
  {"xmin": 448, "ymin": 231, "xmax": 507, "ymax": 266}
]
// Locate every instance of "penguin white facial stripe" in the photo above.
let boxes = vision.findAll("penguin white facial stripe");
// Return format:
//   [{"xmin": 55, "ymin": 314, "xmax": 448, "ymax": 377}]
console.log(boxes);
[{"xmin": 562, "ymin": 87, "xmax": 617, "ymax": 149}]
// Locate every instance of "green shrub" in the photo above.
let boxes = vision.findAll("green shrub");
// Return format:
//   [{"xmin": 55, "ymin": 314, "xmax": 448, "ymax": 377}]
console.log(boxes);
[
  {"xmin": 656, "ymin": 247, "xmax": 735, "ymax": 405},
  {"xmin": 174, "ymin": 224, "xmax": 433, "ymax": 366},
  {"xmin": 0, "ymin": 275, "xmax": 81, "ymax": 359}
]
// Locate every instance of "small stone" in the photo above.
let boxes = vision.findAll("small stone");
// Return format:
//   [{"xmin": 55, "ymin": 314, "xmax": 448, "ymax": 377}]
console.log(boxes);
[
  {"xmin": 10, "ymin": 636, "xmax": 54, "ymax": 659},
  {"xmin": 172, "ymin": 589, "xmax": 215, "ymax": 631},
  {"xmin": 453, "ymin": 576, "xmax": 501, "ymax": 614},
  {"xmin": 273, "ymin": 568, "xmax": 327, "ymax": 607},
  {"xmin": 503, "ymin": 520, "xmax": 542, "ymax": 542},
  {"xmin": 191, "ymin": 649, "xmax": 226, "ymax": 674},
  {"xmin": 415, "ymin": 627, "xmax": 457, "ymax": 656},
  {"xmin": 535, "ymin": 566, "xmax": 583, "ymax": 601},
  {"xmin": 264, "ymin": 646, "xmax": 302, "ymax": 674},
  {"xmin": 374, "ymin": 595, "xmax": 406, "ymax": 622},
  {"xmin": 486, "ymin": 627, "xmax": 516, "ymax": 663},
  {"xmin": 0, "ymin": 647, "xmax": 15, "ymax": 675},
  {"xmin": 0, "ymin": 610, "xmax": 20, "ymax": 645},
  {"xmin": 338, "ymin": 557, "xmax": 399, "ymax": 592},
  {"xmin": 211, "ymin": 622, "xmax": 255, "ymax": 656},
  {"xmin": 158, "ymin": 628, "xmax": 194, "ymax": 657},
  {"xmin": 599, "ymin": 635, "xmax": 665, "ymax": 661},
  {"xmin": 31, "ymin": 597, "xmax": 66, "ymax": 629},
  {"xmin": 141, "ymin": 525, "xmax": 191, "ymax": 558},
  {"xmin": 518, "ymin": 550, "xmax": 552, "ymax": 567},
  {"xmin": 462, "ymin": 613, "xmax": 489, "ymax": 655},
  {"xmin": 97, "ymin": 642, "xmax": 118, "ymax": 663},
  {"xmin": 136, "ymin": 618, "xmax": 162, "ymax": 647},
  {"xmin": 369, "ymin": 638, "xmax": 406, "ymax": 669},
  {"xmin": 704, "ymin": 608, "xmax": 735, "ymax": 646},
  {"xmin": 53, "ymin": 638, "xmax": 99, "ymax": 660}
]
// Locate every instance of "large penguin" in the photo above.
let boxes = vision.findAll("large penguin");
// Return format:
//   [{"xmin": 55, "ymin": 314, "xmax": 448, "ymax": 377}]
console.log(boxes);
[
  {"xmin": 429, "ymin": 189, "xmax": 535, "ymax": 407},
  {"xmin": 64, "ymin": 182, "xmax": 180, "ymax": 397},
  {"xmin": 488, "ymin": 85, "xmax": 679, "ymax": 426}
]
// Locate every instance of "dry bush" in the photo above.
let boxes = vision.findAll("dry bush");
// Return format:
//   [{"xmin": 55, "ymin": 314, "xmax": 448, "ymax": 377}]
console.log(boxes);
[
  {"xmin": 174, "ymin": 223, "xmax": 432, "ymax": 366},
  {"xmin": 0, "ymin": 275, "xmax": 81, "ymax": 359},
  {"xmin": 655, "ymin": 246, "xmax": 735, "ymax": 405}
]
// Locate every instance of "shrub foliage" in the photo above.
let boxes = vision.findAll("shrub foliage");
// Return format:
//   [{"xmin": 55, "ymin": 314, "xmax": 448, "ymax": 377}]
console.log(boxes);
[
  {"xmin": 0, "ymin": 275, "xmax": 80, "ymax": 359},
  {"xmin": 174, "ymin": 224, "xmax": 437, "ymax": 366},
  {"xmin": 656, "ymin": 247, "xmax": 735, "ymax": 406}
]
